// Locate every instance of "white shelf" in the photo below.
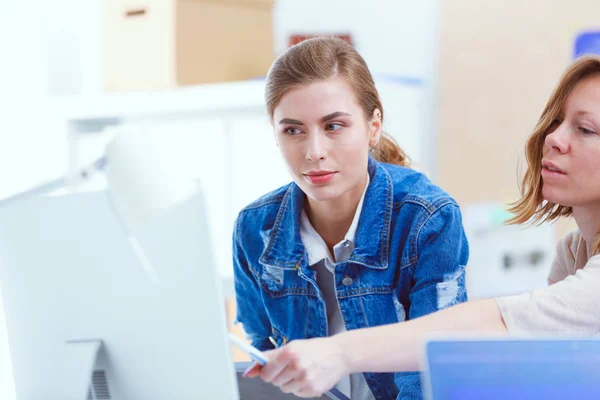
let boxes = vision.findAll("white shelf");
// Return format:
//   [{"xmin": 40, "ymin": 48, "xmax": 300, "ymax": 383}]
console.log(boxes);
[
  {"xmin": 55, "ymin": 79, "xmax": 267, "ymax": 124},
  {"xmin": 53, "ymin": 77, "xmax": 424, "ymax": 124}
]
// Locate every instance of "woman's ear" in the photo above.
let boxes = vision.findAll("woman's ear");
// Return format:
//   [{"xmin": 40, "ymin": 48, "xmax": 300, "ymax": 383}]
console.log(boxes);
[{"xmin": 369, "ymin": 109, "xmax": 382, "ymax": 148}]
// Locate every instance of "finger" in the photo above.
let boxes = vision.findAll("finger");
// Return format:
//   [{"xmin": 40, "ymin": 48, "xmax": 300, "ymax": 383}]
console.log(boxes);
[
  {"xmin": 261, "ymin": 348, "xmax": 278, "ymax": 361},
  {"xmin": 242, "ymin": 362, "xmax": 263, "ymax": 378},
  {"xmin": 271, "ymin": 362, "xmax": 304, "ymax": 388},
  {"xmin": 260, "ymin": 348, "xmax": 294, "ymax": 383},
  {"xmin": 279, "ymin": 374, "xmax": 308, "ymax": 394}
]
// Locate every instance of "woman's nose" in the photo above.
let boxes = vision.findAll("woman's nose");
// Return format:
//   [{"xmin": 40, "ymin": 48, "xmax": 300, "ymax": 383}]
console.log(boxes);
[{"xmin": 305, "ymin": 133, "xmax": 327, "ymax": 161}]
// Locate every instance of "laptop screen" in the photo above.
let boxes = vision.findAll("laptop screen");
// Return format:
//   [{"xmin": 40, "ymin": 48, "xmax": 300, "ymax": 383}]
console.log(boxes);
[{"xmin": 425, "ymin": 339, "xmax": 600, "ymax": 400}]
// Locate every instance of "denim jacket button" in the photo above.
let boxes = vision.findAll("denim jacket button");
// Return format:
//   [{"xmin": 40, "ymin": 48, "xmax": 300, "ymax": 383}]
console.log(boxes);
[
  {"xmin": 342, "ymin": 276, "xmax": 353, "ymax": 286},
  {"xmin": 269, "ymin": 336, "xmax": 278, "ymax": 347}
]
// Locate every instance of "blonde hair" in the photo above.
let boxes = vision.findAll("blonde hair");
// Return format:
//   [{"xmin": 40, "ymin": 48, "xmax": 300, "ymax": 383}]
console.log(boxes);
[
  {"xmin": 508, "ymin": 55, "xmax": 600, "ymax": 254},
  {"xmin": 264, "ymin": 37, "xmax": 410, "ymax": 167}
]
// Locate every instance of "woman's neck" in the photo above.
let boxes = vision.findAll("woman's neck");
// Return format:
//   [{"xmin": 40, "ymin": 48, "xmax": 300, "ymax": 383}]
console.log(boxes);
[
  {"xmin": 571, "ymin": 204, "xmax": 600, "ymax": 246},
  {"xmin": 305, "ymin": 175, "xmax": 368, "ymax": 252}
]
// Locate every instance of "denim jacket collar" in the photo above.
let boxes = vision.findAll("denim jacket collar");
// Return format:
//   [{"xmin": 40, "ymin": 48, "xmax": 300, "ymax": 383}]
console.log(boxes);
[{"xmin": 259, "ymin": 157, "xmax": 393, "ymax": 270}]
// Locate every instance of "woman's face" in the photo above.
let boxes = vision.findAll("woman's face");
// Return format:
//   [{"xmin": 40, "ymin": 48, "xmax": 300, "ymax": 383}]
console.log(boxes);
[
  {"xmin": 272, "ymin": 77, "xmax": 381, "ymax": 203},
  {"xmin": 542, "ymin": 74, "xmax": 600, "ymax": 208}
]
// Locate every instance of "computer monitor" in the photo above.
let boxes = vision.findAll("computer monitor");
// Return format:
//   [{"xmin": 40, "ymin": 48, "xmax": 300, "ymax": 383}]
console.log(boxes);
[
  {"xmin": 0, "ymin": 190, "xmax": 238, "ymax": 399},
  {"xmin": 423, "ymin": 337, "xmax": 600, "ymax": 400}
]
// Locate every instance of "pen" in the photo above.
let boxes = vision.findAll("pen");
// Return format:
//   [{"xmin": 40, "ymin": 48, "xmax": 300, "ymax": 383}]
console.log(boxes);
[{"xmin": 228, "ymin": 333, "xmax": 269, "ymax": 365}]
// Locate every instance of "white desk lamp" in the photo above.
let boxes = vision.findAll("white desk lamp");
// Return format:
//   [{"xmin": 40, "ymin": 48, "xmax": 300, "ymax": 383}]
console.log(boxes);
[{"xmin": 0, "ymin": 127, "xmax": 199, "ymax": 284}]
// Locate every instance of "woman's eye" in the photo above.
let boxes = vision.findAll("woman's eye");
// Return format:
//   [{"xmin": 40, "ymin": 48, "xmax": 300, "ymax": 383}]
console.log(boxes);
[
  {"xmin": 547, "ymin": 119, "xmax": 562, "ymax": 133},
  {"xmin": 284, "ymin": 127, "xmax": 302, "ymax": 135},
  {"xmin": 579, "ymin": 127, "xmax": 596, "ymax": 135},
  {"xmin": 325, "ymin": 123, "xmax": 343, "ymax": 131}
]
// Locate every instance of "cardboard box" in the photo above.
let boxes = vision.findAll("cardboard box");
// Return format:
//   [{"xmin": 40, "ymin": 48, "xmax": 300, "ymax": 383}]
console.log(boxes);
[{"xmin": 104, "ymin": 0, "xmax": 275, "ymax": 91}]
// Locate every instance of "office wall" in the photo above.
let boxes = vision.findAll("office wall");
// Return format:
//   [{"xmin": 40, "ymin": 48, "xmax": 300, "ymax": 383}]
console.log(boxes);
[
  {"xmin": 438, "ymin": 0, "xmax": 599, "ymax": 238},
  {"xmin": 0, "ymin": 3, "xmax": 70, "ymax": 199},
  {"xmin": 0, "ymin": 3, "xmax": 52, "ymax": 399}
]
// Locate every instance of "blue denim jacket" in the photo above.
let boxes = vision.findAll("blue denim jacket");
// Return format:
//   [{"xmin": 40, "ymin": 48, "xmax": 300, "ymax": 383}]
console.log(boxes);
[{"xmin": 233, "ymin": 158, "xmax": 469, "ymax": 400}]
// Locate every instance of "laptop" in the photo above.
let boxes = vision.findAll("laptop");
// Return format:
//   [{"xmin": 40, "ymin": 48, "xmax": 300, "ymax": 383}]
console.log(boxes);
[{"xmin": 422, "ymin": 337, "xmax": 600, "ymax": 400}]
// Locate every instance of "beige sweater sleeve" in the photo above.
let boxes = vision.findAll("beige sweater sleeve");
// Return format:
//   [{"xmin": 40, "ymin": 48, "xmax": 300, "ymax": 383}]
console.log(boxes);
[{"xmin": 496, "ymin": 254, "xmax": 600, "ymax": 333}]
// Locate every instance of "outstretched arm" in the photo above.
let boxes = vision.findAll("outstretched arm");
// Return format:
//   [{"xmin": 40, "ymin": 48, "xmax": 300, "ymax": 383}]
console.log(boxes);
[
  {"xmin": 247, "ymin": 298, "xmax": 506, "ymax": 398},
  {"xmin": 340, "ymin": 298, "xmax": 507, "ymax": 374}
]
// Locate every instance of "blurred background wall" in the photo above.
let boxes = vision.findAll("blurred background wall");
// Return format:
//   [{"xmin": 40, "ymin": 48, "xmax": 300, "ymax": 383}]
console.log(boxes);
[{"xmin": 438, "ymin": 0, "xmax": 599, "ymax": 237}]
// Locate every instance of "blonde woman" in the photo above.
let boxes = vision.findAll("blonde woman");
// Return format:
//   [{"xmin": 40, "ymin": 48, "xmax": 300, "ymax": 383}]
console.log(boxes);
[
  {"xmin": 233, "ymin": 37, "xmax": 469, "ymax": 400},
  {"xmin": 246, "ymin": 55, "xmax": 600, "ymax": 398}
]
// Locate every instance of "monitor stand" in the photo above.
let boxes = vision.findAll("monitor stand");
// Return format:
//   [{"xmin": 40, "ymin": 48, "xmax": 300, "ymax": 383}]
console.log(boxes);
[{"xmin": 64, "ymin": 339, "xmax": 104, "ymax": 400}]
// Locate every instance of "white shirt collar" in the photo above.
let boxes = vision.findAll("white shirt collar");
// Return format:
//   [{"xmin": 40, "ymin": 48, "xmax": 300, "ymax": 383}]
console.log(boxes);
[{"xmin": 300, "ymin": 173, "xmax": 370, "ymax": 266}]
